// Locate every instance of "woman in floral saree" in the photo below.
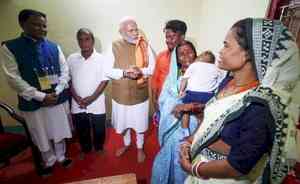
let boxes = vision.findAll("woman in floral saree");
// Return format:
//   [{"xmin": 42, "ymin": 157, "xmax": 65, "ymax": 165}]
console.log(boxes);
[{"xmin": 179, "ymin": 18, "xmax": 300, "ymax": 184}]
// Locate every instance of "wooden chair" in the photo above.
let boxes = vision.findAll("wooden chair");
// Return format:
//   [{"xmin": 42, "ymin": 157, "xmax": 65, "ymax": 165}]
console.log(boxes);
[{"xmin": 0, "ymin": 100, "xmax": 43, "ymax": 175}]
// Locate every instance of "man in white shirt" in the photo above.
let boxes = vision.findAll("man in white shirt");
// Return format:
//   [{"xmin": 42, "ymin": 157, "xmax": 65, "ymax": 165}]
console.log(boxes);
[
  {"xmin": 68, "ymin": 28, "xmax": 108, "ymax": 158},
  {"xmin": 106, "ymin": 17, "xmax": 155, "ymax": 163},
  {"xmin": 0, "ymin": 9, "xmax": 72, "ymax": 175}
]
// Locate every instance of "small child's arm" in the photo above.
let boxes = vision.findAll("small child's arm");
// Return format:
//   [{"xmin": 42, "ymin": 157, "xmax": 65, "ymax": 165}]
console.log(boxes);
[{"xmin": 179, "ymin": 78, "xmax": 188, "ymax": 97}]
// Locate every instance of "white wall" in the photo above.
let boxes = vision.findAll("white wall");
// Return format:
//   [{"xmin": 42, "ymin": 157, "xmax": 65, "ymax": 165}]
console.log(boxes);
[
  {"xmin": 0, "ymin": 0, "xmax": 270, "ymax": 55},
  {"xmin": 197, "ymin": 0, "xmax": 270, "ymax": 54},
  {"xmin": 0, "ymin": 0, "xmax": 270, "ymax": 125},
  {"xmin": 0, "ymin": 0, "xmax": 204, "ymax": 55}
]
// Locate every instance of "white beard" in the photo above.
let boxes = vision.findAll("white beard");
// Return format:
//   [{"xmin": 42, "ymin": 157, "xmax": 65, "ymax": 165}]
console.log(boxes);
[{"xmin": 121, "ymin": 33, "xmax": 137, "ymax": 44}]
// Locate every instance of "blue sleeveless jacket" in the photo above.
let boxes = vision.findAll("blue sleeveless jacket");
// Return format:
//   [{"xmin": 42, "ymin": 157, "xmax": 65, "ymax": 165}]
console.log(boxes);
[{"xmin": 5, "ymin": 35, "xmax": 69, "ymax": 111}]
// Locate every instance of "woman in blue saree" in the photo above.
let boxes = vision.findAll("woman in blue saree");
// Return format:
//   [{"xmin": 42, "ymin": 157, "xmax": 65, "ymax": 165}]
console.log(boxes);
[
  {"xmin": 178, "ymin": 18, "xmax": 300, "ymax": 184},
  {"xmin": 151, "ymin": 41, "xmax": 206, "ymax": 184}
]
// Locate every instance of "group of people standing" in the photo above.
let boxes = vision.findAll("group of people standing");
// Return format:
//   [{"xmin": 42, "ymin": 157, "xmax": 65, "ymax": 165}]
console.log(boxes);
[
  {"xmin": 151, "ymin": 17, "xmax": 300, "ymax": 184},
  {"xmin": 0, "ymin": 9, "xmax": 156, "ymax": 175},
  {"xmin": 1, "ymin": 8, "xmax": 300, "ymax": 184}
]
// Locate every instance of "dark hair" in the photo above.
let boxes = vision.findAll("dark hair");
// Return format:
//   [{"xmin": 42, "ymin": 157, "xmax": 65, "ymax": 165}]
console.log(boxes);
[
  {"xmin": 231, "ymin": 18, "xmax": 257, "ymax": 75},
  {"xmin": 165, "ymin": 20, "xmax": 187, "ymax": 35},
  {"xmin": 231, "ymin": 19, "xmax": 251, "ymax": 50},
  {"xmin": 176, "ymin": 40, "xmax": 197, "ymax": 62},
  {"xmin": 18, "ymin": 9, "xmax": 46, "ymax": 26},
  {"xmin": 76, "ymin": 28, "xmax": 95, "ymax": 42},
  {"xmin": 199, "ymin": 50, "xmax": 215, "ymax": 64}
]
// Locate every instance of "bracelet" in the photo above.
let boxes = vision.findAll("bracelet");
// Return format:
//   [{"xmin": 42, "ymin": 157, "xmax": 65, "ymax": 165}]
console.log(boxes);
[
  {"xmin": 191, "ymin": 161, "xmax": 209, "ymax": 180},
  {"xmin": 123, "ymin": 70, "xmax": 127, "ymax": 78},
  {"xmin": 191, "ymin": 162, "xmax": 198, "ymax": 176}
]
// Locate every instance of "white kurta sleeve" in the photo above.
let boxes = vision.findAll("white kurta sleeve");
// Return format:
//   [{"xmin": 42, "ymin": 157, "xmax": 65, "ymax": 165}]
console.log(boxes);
[
  {"xmin": 55, "ymin": 46, "xmax": 70, "ymax": 95},
  {"xmin": 141, "ymin": 44, "xmax": 156, "ymax": 76},
  {"xmin": 104, "ymin": 45, "xmax": 123, "ymax": 80},
  {"xmin": 0, "ymin": 44, "xmax": 46, "ymax": 102}
]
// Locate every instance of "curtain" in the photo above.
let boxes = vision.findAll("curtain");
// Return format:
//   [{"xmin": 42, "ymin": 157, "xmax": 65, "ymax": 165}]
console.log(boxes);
[{"xmin": 266, "ymin": 0, "xmax": 291, "ymax": 19}]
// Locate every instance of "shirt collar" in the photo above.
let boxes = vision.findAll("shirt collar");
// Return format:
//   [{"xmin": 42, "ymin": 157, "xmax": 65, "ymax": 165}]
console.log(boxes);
[
  {"xmin": 21, "ymin": 33, "xmax": 46, "ymax": 44},
  {"xmin": 79, "ymin": 48, "xmax": 97, "ymax": 60}
]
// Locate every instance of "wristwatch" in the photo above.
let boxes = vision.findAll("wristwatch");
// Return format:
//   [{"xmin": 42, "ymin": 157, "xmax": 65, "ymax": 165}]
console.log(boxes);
[{"xmin": 123, "ymin": 70, "xmax": 127, "ymax": 78}]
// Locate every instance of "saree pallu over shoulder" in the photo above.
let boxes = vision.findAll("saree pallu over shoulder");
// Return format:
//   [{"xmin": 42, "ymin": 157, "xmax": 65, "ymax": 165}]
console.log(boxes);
[
  {"xmin": 152, "ymin": 96, "xmax": 198, "ymax": 184},
  {"xmin": 157, "ymin": 49, "xmax": 180, "ymax": 145},
  {"xmin": 189, "ymin": 86, "xmax": 299, "ymax": 184},
  {"xmin": 190, "ymin": 90, "xmax": 251, "ymax": 158},
  {"xmin": 152, "ymin": 48, "xmax": 198, "ymax": 184}
]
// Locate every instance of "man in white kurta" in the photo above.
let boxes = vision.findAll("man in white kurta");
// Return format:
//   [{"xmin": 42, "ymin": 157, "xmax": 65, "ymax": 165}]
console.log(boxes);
[
  {"xmin": 106, "ymin": 17, "xmax": 155, "ymax": 163},
  {"xmin": 0, "ymin": 9, "xmax": 72, "ymax": 174},
  {"xmin": 68, "ymin": 28, "xmax": 108, "ymax": 158}
]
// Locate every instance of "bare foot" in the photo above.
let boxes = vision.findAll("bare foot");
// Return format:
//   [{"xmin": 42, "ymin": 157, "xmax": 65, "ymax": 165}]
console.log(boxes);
[
  {"xmin": 115, "ymin": 146, "xmax": 129, "ymax": 157},
  {"xmin": 137, "ymin": 149, "xmax": 146, "ymax": 163}
]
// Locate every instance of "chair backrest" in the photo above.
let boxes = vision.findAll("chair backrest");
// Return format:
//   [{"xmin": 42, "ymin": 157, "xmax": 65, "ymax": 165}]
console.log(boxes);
[
  {"xmin": 0, "ymin": 100, "xmax": 44, "ymax": 175},
  {"xmin": 0, "ymin": 115, "xmax": 4, "ymax": 133}
]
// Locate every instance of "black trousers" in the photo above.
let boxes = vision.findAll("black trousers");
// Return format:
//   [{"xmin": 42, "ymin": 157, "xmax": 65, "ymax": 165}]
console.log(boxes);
[{"xmin": 72, "ymin": 113, "xmax": 106, "ymax": 153}]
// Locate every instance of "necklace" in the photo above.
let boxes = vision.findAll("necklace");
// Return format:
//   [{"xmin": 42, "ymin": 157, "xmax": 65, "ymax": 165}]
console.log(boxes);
[{"xmin": 218, "ymin": 79, "xmax": 259, "ymax": 99}]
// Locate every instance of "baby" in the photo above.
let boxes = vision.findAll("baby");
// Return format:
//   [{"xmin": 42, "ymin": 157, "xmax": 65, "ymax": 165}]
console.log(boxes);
[{"xmin": 179, "ymin": 50, "xmax": 226, "ymax": 127}]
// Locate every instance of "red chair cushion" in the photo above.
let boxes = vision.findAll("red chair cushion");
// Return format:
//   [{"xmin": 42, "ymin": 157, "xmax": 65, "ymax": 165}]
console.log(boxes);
[{"xmin": 0, "ymin": 133, "xmax": 28, "ymax": 160}]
